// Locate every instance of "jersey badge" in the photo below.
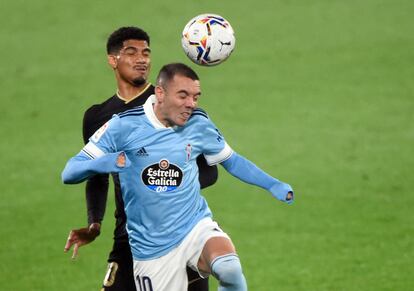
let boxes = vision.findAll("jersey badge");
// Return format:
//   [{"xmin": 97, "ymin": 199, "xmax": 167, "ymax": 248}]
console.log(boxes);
[
  {"xmin": 185, "ymin": 144, "xmax": 192, "ymax": 162},
  {"xmin": 91, "ymin": 122, "xmax": 109, "ymax": 143}
]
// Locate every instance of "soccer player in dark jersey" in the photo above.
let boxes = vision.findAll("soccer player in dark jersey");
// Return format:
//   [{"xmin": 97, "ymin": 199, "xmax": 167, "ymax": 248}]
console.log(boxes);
[{"xmin": 63, "ymin": 26, "xmax": 216, "ymax": 291}]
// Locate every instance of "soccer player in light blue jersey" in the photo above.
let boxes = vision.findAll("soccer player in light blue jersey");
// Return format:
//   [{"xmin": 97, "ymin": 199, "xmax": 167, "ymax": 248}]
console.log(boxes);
[{"xmin": 62, "ymin": 63, "xmax": 294, "ymax": 291}]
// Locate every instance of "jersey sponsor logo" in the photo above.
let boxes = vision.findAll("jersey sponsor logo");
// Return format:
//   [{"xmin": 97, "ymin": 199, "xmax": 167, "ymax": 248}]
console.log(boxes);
[
  {"xmin": 91, "ymin": 122, "xmax": 109, "ymax": 143},
  {"xmin": 141, "ymin": 159, "xmax": 183, "ymax": 192}
]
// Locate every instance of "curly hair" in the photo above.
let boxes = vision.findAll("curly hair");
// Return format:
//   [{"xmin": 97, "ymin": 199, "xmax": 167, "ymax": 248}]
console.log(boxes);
[{"xmin": 106, "ymin": 26, "xmax": 150, "ymax": 54}]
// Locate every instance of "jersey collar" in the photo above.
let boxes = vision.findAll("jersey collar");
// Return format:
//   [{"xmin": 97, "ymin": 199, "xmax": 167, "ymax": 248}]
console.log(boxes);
[
  {"xmin": 143, "ymin": 95, "xmax": 175, "ymax": 129},
  {"xmin": 116, "ymin": 83, "xmax": 152, "ymax": 104}
]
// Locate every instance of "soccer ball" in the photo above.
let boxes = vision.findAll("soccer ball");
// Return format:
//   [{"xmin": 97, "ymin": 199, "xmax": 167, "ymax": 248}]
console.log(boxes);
[{"xmin": 181, "ymin": 14, "xmax": 235, "ymax": 66}]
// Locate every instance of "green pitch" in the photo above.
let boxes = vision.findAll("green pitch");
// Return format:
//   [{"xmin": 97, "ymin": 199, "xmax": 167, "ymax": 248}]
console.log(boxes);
[{"xmin": 1, "ymin": 0, "xmax": 413, "ymax": 290}]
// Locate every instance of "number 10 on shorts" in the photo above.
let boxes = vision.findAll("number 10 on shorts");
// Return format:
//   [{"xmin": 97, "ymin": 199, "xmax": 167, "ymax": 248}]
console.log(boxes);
[{"xmin": 136, "ymin": 275, "xmax": 153, "ymax": 291}]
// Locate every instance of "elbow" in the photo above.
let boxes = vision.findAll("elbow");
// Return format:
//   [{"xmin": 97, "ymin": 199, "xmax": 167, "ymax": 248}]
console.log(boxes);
[
  {"xmin": 61, "ymin": 154, "xmax": 91, "ymax": 184},
  {"xmin": 61, "ymin": 163, "xmax": 82, "ymax": 184},
  {"xmin": 61, "ymin": 169, "xmax": 77, "ymax": 184}
]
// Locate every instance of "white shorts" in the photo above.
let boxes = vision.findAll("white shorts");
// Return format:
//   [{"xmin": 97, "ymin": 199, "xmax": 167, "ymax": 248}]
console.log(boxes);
[{"xmin": 133, "ymin": 217, "xmax": 230, "ymax": 291}]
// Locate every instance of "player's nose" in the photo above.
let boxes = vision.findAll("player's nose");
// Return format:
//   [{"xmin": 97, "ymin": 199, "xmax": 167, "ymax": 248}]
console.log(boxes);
[
  {"xmin": 134, "ymin": 53, "xmax": 147, "ymax": 63},
  {"xmin": 185, "ymin": 98, "xmax": 197, "ymax": 109}
]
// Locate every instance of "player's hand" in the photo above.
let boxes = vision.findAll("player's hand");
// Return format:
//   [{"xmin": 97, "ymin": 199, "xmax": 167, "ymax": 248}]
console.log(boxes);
[
  {"xmin": 286, "ymin": 191, "xmax": 293, "ymax": 201},
  {"xmin": 64, "ymin": 223, "xmax": 101, "ymax": 259},
  {"xmin": 269, "ymin": 183, "xmax": 294, "ymax": 204}
]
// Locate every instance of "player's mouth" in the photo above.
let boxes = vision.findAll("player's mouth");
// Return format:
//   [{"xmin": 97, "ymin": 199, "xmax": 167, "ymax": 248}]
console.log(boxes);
[
  {"xmin": 181, "ymin": 111, "xmax": 192, "ymax": 120},
  {"xmin": 133, "ymin": 65, "xmax": 147, "ymax": 73}
]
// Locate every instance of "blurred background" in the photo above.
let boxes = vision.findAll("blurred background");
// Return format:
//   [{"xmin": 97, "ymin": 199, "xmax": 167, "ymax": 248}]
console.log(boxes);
[{"xmin": 0, "ymin": 0, "xmax": 413, "ymax": 290}]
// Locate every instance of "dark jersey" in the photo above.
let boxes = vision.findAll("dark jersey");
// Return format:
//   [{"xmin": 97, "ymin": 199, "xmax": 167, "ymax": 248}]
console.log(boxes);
[{"xmin": 83, "ymin": 84, "xmax": 218, "ymax": 242}]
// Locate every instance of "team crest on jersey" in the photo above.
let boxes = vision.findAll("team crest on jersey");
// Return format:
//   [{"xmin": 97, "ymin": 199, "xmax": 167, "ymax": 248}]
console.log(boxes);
[
  {"xmin": 141, "ymin": 159, "xmax": 183, "ymax": 193},
  {"xmin": 91, "ymin": 122, "xmax": 109, "ymax": 142},
  {"xmin": 185, "ymin": 144, "xmax": 192, "ymax": 162}
]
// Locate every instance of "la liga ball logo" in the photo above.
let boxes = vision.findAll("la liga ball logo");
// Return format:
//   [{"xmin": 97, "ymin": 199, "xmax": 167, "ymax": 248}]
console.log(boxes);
[{"xmin": 142, "ymin": 159, "xmax": 183, "ymax": 193}]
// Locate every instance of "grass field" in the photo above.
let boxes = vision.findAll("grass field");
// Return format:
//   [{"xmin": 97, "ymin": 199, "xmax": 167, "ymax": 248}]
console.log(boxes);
[{"xmin": 1, "ymin": 0, "xmax": 413, "ymax": 290}]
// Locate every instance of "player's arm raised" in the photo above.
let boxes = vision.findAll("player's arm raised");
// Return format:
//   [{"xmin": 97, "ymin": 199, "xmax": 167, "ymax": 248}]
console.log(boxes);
[
  {"xmin": 220, "ymin": 152, "xmax": 294, "ymax": 204},
  {"xmin": 199, "ymin": 114, "xmax": 293, "ymax": 204},
  {"xmin": 62, "ymin": 151, "xmax": 129, "ymax": 184},
  {"xmin": 62, "ymin": 116, "xmax": 129, "ymax": 184}
]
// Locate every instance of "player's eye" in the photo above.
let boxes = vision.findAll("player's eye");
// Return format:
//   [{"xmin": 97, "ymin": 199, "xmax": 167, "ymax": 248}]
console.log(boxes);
[{"xmin": 122, "ymin": 47, "xmax": 139, "ymax": 56}]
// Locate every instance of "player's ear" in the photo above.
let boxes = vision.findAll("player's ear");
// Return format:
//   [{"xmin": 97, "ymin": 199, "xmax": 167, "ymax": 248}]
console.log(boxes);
[
  {"xmin": 107, "ymin": 55, "xmax": 118, "ymax": 69},
  {"xmin": 155, "ymin": 86, "xmax": 165, "ymax": 103}
]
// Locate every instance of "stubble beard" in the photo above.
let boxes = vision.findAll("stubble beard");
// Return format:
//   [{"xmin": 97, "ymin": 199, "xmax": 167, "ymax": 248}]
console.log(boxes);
[{"xmin": 132, "ymin": 77, "xmax": 146, "ymax": 87}]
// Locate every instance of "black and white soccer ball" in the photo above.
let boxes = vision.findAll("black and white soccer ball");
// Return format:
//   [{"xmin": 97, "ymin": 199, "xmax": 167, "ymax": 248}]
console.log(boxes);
[{"xmin": 181, "ymin": 14, "xmax": 235, "ymax": 66}]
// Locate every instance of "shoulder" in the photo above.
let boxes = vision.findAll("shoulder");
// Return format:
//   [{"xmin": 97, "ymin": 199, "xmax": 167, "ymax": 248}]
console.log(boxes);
[
  {"xmin": 190, "ymin": 107, "xmax": 209, "ymax": 120},
  {"xmin": 186, "ymin": 107, "xmax": 216, "ymax": 132},
  {"xmin": 117, "ymin": 106, "xmax": 145, "ymax": 119},
  {"xmin": 83, "ymin": 95, "xmax": 116, "ymax": 121},
  {"xmin": 112, "ymin": 107, "xmax": 146, "ymax": 134},
  {"xmin": 86, "ymin": 95, "xmax": 116, "ymax": 111},
  {"xmin": 83, "ymin": 104, "xmax": 100, "ymax": 121}
]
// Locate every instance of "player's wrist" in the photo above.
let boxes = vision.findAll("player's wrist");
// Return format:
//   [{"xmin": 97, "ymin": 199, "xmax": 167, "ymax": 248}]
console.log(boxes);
[
  {"xmin": 88, "ymin": 223, "xmax": 101, "ymax": 237},
  {"xmin": 269, "ymin": 182, "xmax": 294, "ymax": 204}
]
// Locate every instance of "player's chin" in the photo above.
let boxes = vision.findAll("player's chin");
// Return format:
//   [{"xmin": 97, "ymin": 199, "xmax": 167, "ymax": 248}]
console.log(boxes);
[{"xmin": 132, "ymin": 76, "xmax": 147, "ymax": 86}]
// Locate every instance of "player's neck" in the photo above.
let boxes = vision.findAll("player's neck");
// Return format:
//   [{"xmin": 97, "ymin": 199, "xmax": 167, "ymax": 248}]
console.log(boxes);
[
  {"xmin": 153, "ymin": 104, "xmax": 172, "ymax": 128},
  {"xmin": 117, "ymin": 82, "xmax": 150, "ymax": 101}
]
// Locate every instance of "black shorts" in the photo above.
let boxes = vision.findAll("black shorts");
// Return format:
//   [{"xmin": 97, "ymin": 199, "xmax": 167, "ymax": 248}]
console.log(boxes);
[{"xmin": 101, "ymin": 240, "xmax": 209, "ymax": 291}]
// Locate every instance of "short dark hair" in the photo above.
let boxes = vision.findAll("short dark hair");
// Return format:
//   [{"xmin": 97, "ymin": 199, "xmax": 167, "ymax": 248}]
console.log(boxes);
[
  {"xmin": 156, "ymin": 63, "xmax": 199, "ymax": 88},
  {"xmin": 106, "ymin": 26, "xmax": 150, "ymax": 54}
]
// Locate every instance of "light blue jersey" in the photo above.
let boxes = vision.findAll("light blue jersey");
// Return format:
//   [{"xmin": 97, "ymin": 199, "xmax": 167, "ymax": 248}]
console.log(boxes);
[{"xmin": 82, "ymin": 96, "xmax": 233, "ymax": 260}]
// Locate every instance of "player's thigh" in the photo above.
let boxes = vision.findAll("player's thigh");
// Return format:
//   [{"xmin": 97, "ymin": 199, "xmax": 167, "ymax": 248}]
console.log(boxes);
[
  {"xmin": 185, "ymin": 218, "xmax": 231, "ymax": 276},
  {"xmin": 198, "ymin": 236, "xmax": 236, "ymax": 273},
  {"xmin": 102, "ymin": 260, "xmax": 136, "ymax": 291}
]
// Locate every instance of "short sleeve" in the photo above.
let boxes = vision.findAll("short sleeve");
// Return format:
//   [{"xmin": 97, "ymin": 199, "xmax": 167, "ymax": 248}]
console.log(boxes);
[
  {"xmin": 200, "ymin": 117, "xmax": 233, "ymax": 165},
  {"xmin": 81, "ymin": 115, "xmax": 122, "ymax": 159}
]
